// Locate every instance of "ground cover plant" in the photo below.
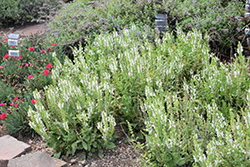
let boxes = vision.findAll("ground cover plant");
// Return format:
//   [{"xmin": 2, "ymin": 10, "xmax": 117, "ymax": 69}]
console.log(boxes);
[
  {"xmin": 0, "ymin": 32, "xmax": 67, "ymax": 137},
  {"xmin": 1, "ymin": 0, "xmax": 250, "ymax": 166}
]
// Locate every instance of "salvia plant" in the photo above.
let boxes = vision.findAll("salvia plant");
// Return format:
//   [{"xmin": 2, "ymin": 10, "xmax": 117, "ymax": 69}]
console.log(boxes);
[
  {"xmin": 28, "ymin": 51, "xmax": 117, "ymax": 158},
  {"xmin": 28, "ymin": 23, "xmax": 213, "ymax": 159},
  {"xmin": 123, "ymin": 26, "xmax": 250, "ymax": 166}
]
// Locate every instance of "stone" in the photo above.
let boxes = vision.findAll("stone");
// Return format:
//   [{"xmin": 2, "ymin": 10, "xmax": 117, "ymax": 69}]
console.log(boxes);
[
  {"xmin": 0, "ymin": 135, "xmax": 31, "ymax": 167},
  {"xmin": 8, "ymin": 151, "xmax": 68, "ymax": 167}
]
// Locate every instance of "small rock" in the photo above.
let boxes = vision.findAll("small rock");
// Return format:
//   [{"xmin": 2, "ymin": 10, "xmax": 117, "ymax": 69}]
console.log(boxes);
[
  {"xmin": 70, "ymin": 158, "xmax": 77, "ymax": 163},
  {"xmin": 79, "ymin": 160, "xmax": 87, "ymax": 166}
]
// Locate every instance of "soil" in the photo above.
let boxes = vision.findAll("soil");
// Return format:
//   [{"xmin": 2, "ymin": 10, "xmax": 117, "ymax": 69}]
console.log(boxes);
[
  {"xmin": 0, "ymin": 122, "xmax": 143, "ymax": 167},
  {"xmin": 0, "ymin": 22, "xmax": 143, "ymax": 167}
]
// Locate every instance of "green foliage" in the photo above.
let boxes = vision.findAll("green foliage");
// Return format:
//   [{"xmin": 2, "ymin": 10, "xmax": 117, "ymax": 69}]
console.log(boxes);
[
  {"xmin": 28, "ymin": 51, "xmax": 117, "ymax": 157},
  {"xmin": 190, "ymin": 42, "xmax": 250, "ymax": 119},
  {"xmin": 0, "ymin": 81, "xmax": 15, "ymax": 103},
  {"xmin": 127, "ymin": 25, "xmax": 250, "ymax": 166},
  {"xmin": 0, "ymin": 38, "xmax": 9, "ymax": 65},
  {"xmin": 0, "ymin": 0, "xmax": 60, "ymax": 27},
  {"xmin": 43, "ymin": 0, "xmax": 157, "ymax": 61},
  {"xmin": 0, "ymin": 21, "xmax": 66, "ymax": 139},
  {"xmin": 2, "ymin": 91, "xmax": 37, "ymax": 137},
  {"xmin": 162, "ymin": 0, "xmax": 248, "ymax": 57}
]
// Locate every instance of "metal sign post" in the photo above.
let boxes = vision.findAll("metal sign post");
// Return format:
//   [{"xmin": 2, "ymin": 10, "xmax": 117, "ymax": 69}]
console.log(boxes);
[{"xmin": 8, "ymin": 33, "xmax": 20, "ymax": 57}]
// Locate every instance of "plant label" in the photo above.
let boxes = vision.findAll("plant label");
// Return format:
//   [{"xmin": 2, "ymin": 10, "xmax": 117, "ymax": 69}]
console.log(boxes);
[
  {"xmin": 246, "ymin": 28, "xmax": 250, "ymax": 35},
  {"xmin": 8, "ymin": 39, "xmax": 18, "ymax": 46},
  {"xmin": 9, "ymin": 50, "xmax": 19, "ymax": 57},
  {"xmin": 155, "ymin": 14, "xmax": 168, "ymax": 36},
  {"xmin": 8, "ymin": 33, "xmax": 19, "ymax": 46},
  {"xmin": 8, "ymin": 33, "xmax": 19, "ymax": 41},
  {"xmin": 245, "ymin": 13, "xmax": 250, "ymax": 20}
]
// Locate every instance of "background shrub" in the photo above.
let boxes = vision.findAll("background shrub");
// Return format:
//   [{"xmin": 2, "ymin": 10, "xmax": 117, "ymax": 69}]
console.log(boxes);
[
  {"xmin": 161, "ymin": 0, "xmax": 248, "ymax": 58},
  {"xmin": 0, "ymin": 0, "xmax": 61, "ymax": 27},
  {"xmin": 42, "ymin": 0, "xmax": 157, "ymax": 62}
]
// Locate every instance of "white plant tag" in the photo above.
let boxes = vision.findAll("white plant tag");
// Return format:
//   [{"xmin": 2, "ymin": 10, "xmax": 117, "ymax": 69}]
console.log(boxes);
[
  {"xmin": 8, "ymin": 39, "xmax": 18, "ymax": 46},
  {"xmin": 9, "ymin": 50, "xmax": 19, "ymax": 57}
]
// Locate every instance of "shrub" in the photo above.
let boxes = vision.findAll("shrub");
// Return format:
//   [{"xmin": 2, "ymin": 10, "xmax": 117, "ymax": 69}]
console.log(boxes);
[
  {"xmin": 190, "ymin": 42, "xmax": 250, "ymax": 119},
  {"xmin": 129, "ymin": 24, "xmax": 250, "ymax": 167},
  {"xmin": 159, "ymin": 0, "xmax": 248, "ymax": 59},
  {"xmin": 27, "ymin": 23, "xmax": 212, "ymax": 158},
  {"xmin": 41, "ymin": 0, "xmax": 157, "ymax": 63},
  {"xmin": 28, "ymin": 51, "xmax": 117, "ymax": 158},
  {"xmin": 0, "ymin": 0, "xmax": 60, "ymax": 27}
]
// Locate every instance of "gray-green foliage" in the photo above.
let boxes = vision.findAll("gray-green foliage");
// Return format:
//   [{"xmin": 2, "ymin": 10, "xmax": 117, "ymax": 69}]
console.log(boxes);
[
  {"xmin": 0, "ymin": 0, "xmax": 60, "ymax": 26},
  {"xmin": 43, "ymin": 0, "xmax": 158, "ymax": 58},
  {"xmin": 132, "ymin": 27, "xmax": 250, "ymax": 166},
  {"xmin": 161, "ymin": 0, "xmax": 246, "ymax": 55},
  {"xmin": 28, "ymin": 52, "xmax": 117, "ymax": 157},
  {"xmin": 28, "ymin": 23, "xmax": 211, "ymax": 158}
]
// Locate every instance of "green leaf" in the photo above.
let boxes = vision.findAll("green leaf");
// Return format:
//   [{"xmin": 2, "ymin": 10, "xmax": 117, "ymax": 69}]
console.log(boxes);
[
  {"xmin": 82, "ymin": 141, "xmax": 88, "ymax": 150},
  {"xmin": 98, "ymin": 149, "xmax": 104, "ymax": 159},
  {"xmin": 177, "ymin": 158, "xmax": 186, "ymax": 166},
  {"xmin": 52, "ymin": 152, "xmax": 61, "ymax": 159},
  {"xmin": 105, "ymin": 142, "xmax": 116, "ymax": 149}
]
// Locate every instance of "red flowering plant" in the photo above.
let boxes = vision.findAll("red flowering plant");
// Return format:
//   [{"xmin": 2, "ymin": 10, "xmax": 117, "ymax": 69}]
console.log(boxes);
[
  {"xmin": 1, "ymin": 91, "xmax": 38, "ymax": 137},
  {"xmin": 0, "ymin": 36, "xmax": 9, "ymax": 65},
  {"xmin": 0, "ymin": 31, "xmax": 64, "ymax": 137},
  {"xmin": 23, "ymin": 66, "xmax": 53, "ymax": 92},
  {"xmin": 0, "ymin": 97, "xmax": 23, "ymax": 123}
]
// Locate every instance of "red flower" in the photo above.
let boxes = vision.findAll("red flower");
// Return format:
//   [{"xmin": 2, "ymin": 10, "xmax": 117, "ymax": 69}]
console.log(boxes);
[
  {"xmin": 29, "ymin": 47, "xmax": 34, "ymax": 51},
  {"xmin": 0, "ymin": 66, "xmax": 3, "ymax": 69},
  {"xmin": 52, "ymin": 43, "xmax": 57, "ymax": 46},
  {"xmin": 44, "ymin": 70, "xmax": 49, "ymax": 76},
  {"xmin": 46, "ymin": 64, "xmax": 53, "ymax": 69},
  {"xmin": 47, "ymin": 47, "xmax": 51, "ymax": 51},
  {"xmin": 12, "ymin": 45, "xmax": 15, "ymax": 48},
  {"xmin": 5, "ymin": 38, "xmax": 8, "ymax": 41},
  {"xmin": 15, "ymin": 104, "xmax": 18, "ymax": 107},
  {"xmin": 19, "ymin": 55, "xmax": 22, "ymax": 59},
  {"xmin": 41, "ymin": 50, "xmax": 45, "ymax": 53},
  {"xmin": 28, "ymin": 75, "xmax": 34, "ymax": 79},
  {"xmin": 13, "ymin": 97, "xmax": 18, "ymax": 101},
  {"xmin": 4, "ymin": 53, "xmax": 9, "ymax": 59},
  {"xmin": 25, "ymin": 63, "xmax": 29, "ymax": 67},
  {"xmin": 31, "ymin": 99, "xmax": 37, "ymax": 104},
  {"xmin": 1, "ymin": 113, "xmax": 6, "ymax": 120},
  {"xmin": 0, "ymin": 103, "xmax": 5, "ymax": 107},
  {"xmin": 20, "ymin": 65, "xmax": 22, "ymax": 68},
  {"xmin": 10, "ymin": 102, "xmax": 14, "ymax": 106},
  {"xmin": 19, "ymin": 100, "xmax": 22, "ymax": 103}
]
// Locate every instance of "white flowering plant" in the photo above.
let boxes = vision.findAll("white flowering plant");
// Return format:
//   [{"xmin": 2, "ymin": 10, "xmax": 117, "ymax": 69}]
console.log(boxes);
[
  {"xmin": 125, "ymin": 27, "xmax": 250, "ymax": 166},
  {"xmin": 28, "ymin": 51, "xmax": 117, "ymax": 158},
  {"xmin": 189, "ymin": 41, "xmax": 250, "ymax": 120},
  {"xmin": 81, "ymin": 23, "xmax": 211, "ymax": 136}
]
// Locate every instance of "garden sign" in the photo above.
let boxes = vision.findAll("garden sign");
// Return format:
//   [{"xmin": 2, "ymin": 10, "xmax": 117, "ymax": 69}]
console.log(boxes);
[{"xmin": 8, "ymin": 33, "xmax": 19, "ymax": 57}]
